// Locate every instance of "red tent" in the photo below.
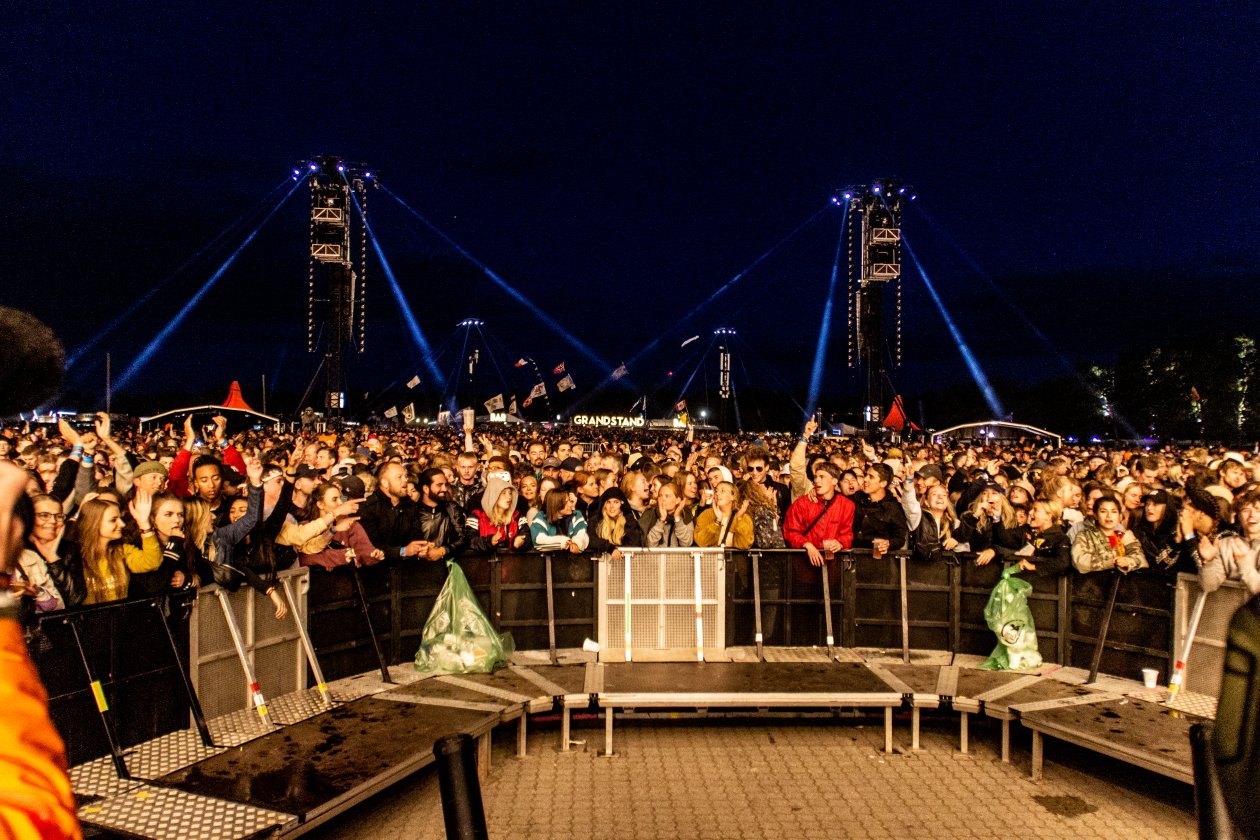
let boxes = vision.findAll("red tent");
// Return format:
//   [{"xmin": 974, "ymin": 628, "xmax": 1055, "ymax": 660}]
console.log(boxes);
[
  {"xmin": 221, "ymin": 380, "xmax": 255, "ymax": 412},
  {"xmin": 881, "ymin": 395, "xmax": 921, "ymax": 432}
]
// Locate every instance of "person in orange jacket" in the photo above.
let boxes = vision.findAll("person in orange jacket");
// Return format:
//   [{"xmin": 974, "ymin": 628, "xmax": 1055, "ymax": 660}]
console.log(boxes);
[{"xmin": 0, "ymin": 460, "xmax": 82, "ymax": 840}]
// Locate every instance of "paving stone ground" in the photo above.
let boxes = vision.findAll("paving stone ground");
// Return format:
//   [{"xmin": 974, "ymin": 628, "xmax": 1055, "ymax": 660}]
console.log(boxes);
[{"xmin": 310, "ymin": 716, "xmax": 1195, "ymax": 840}]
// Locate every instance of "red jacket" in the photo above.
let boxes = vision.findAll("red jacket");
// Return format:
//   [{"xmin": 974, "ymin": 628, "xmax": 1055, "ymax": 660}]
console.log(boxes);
[
  {"xmin": 168, "ymin": 445, "xmax": 247, "ymax": 498},
  {"xmin": 783, "ymin": 493, "xmax": 855, "ymax": 550}
]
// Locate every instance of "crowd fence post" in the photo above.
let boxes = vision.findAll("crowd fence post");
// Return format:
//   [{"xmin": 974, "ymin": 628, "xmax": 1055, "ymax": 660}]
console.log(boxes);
[
  {"xmin": 1087, "ymin": 572, "xmax": 1123, "ymax": 684},
  {"xmin": 65, "ymin": 615, "xmax": 130, "ymax": 779},
  {"xmin": 349, "ymin": 562, "xmax": 393, "ymax": 683},
  {"xmin": 152, "ymin": 594, "xmax": 214, "ymax": 746}
]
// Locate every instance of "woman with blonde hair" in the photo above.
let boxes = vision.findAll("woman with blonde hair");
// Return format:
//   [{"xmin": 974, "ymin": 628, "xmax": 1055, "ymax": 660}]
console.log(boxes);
[
  {"xmin": 694, "ymin": 481, "xmax": 753, "ymax": 549},
  {"xmin": 75, "ymin": 490, "xmax": 163, "ymax": 604}
]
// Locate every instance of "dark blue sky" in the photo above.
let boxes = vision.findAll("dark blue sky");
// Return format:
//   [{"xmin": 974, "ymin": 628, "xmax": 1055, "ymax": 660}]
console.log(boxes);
[{"xmin": 5, "ymin": 4, "xmax": 1258, "ymax": 419}]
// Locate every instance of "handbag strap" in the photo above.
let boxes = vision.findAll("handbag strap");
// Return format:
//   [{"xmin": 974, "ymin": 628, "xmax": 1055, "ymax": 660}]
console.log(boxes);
[{"xmin": 801, "ymin": 495, "xmax": 835, "ymax": 542}]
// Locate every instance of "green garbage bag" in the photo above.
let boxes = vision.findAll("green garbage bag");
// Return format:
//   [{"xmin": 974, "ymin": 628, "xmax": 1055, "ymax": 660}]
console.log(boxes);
[
  {"xmin": 980, "ymin": 565, "xmax": 1042, "ymax": 671},
  {"xmin": 415, "ymin": 561, "xmax": 514, "ymax": 674}
]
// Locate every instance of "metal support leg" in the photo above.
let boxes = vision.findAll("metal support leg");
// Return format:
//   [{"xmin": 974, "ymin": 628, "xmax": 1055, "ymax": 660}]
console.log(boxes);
[
  {"xmin": 693, "ymin": 552, "xmax": 704, "ymax": 662},
  {"xmin": 604, "ymin": 708, "xmax": 615, "ymax": 757},
  {"xmin": 1087, "ymin": 573, "xmax": 1122, "ymax": 684},
  {"xmin": 281, "ymin": 576, "xmax": 331, "ymax": 705},
  {"xmin": 1031, "ymin": 731, "xmax": 1044, "ymax": 781},
  {"xmin": 545, "ymin": 554, "xmax": 558, "ymax": 666},
  {"xmin": 1001, "ymin": 719, "xmax": 1011, "ymax": 763},
  {"xmin": 751, "ymin": 552, "xmax": 764, "ymax": 662},
  {"xmin": 516, "ymin": 714, "xmax": 527, "ymax": 759},
  {"xmin": 911, "ymin": 707, "xmax": 921, "ymax": 751},
  {"xmin": 215, "ymin": 589, "xmax": 272, "ymax": 728},
  {"xmin": 899, "ymin": 553, "xmax": 910, "ymax": 665},
  {"xmin": 477, "ymin": 732, "xmax": 491, "ymax": 781},
  {"xmin": 349, "ymin": 563, "xmax": 393, "ymax": 684},
  {"xmin": 67, "ymin": 618, "xmax": 130, "ymax": 779},
  {"xmin": 821, "ymin": 561, "xmax": 836, "ymax": 660},
  {"xmin": 884, "ymin": 707, "xmax": 894, "ymax": 755},
  {"xmin": 560, "ymin": 707, "xmax": 572, "ymax": 752},
  {"xmin": 154, "ymin": 596, "xmax": 213, "ymax": 746},
  {"xmin": 959, "ymin": 711, "xmax": 970, "ymax": 754}
]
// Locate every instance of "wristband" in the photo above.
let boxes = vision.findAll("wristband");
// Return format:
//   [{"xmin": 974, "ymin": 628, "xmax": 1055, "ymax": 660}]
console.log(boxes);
[
  {"xmin": 219, "ymin": 440, "xmax": 229, "ymax": 450},
  {"xmin": 401, "ymin": 545, "xmax": 408, "ymax": 558},
  {"xmin": 71, "ymin": 444, "xmax": 84, "ymax": 455},
  {"xmin": 798, "ymin": 437, "xmax": 808, "ymax": 445},
  {"xmin": 81, "ymin": 455, "xmax": 94, "ymax": 466}
]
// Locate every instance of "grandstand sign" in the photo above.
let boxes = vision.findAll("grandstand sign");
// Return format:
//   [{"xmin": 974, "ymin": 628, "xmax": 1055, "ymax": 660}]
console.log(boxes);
[{"xmin": 573, "ymin": 414, "xmax": 646, "ymax": 428}]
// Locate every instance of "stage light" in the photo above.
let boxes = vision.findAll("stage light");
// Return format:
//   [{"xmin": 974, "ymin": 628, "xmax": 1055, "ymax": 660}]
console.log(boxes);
[
  {"xmin": 365, "ymin": 172, "xmax": 373, "ymax": 178},
  {"xmin": 898, "ymin": 187, "xmax": 906, "ymax": 194},
  {"xmin": 910, "ymin": 194, "xmax": 917, "ymax": 201},
  {"xmin": 337, "ymin": 164, "xmax": 346, "ymax": 173},
  {"xmin": 309, "ymin": 163, "xmax": 318, "ymax": 170},
  {"xmin": 831, "ymin": 197, "xmax": 840, "ymax": 205},
  {"xmin": 843, "ymin": 192, "xmax": 852, "ymax": 200},
  {"xmin": 292, "ymin": 168, "xmax": 300, "ymax": 176}
]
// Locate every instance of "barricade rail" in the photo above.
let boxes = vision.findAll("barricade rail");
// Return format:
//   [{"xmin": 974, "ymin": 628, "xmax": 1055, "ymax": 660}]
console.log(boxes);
[{"xmin": 32, "ymin": 547, "xmax": 1192, "ymax": 765}]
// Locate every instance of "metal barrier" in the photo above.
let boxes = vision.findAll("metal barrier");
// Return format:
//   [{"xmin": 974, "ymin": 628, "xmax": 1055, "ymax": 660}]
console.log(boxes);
[
  {"xmin": 1174, "ymin": 574, "xmax": 1248, "ymax": 697},
  {"xmin": 189, "ymin": 567, "xmax": 312, "ymax": 720},
  {"xmin": 597, "ymin": 549, "xmax": 725, "ymax": 662}
]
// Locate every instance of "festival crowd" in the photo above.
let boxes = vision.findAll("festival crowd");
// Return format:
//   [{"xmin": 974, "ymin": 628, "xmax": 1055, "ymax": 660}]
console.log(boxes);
[{"xmin": 4, "ymin": 412, "xmax": 1260, "ymax": 617}]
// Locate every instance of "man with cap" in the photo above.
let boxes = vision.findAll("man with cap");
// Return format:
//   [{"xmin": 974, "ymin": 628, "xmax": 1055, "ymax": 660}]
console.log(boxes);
[
  {"xmin": 559, "ymin": 457, "xmax": 582, "ymax": 485},
  {"xmin": 540, "ymin": 456, "xmax": 562, "ymax": 485},
  {"xmin": 131, "ymin": 459, "xmax": 168, "ymax": 496}
]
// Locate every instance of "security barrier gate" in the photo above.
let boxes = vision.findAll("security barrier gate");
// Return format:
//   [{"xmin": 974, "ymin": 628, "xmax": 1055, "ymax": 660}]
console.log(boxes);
[{"xmin": 597, "ymin": 549, "xmax": 725, "ymax": 662}]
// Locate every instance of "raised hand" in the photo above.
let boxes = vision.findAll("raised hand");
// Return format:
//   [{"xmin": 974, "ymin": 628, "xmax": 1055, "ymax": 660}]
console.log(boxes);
[
  {"xmin": 58, "ymin": 418, "xmax": 80, "ymax": 448},
  {"xmin": 245, "ymin": 455, "xmax": 264, "ymax": 486},
  {"xmin": 95, "ymin": 411, "xmax": 112, "ymax": 441},
  {"xmin": 804, "ymin": 417, "xmax": 819, "ymax": 437},
  {"xmin": 130, "ymin": 489, "xmax": 153, "ymax": 530},
  {"xmin": 213, "ymin": 415, "xmax": 228, "ymax": 443}
]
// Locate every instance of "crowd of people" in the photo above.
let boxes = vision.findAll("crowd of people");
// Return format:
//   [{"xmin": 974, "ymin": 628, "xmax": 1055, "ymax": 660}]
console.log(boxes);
[{"xmin": 3, "ymin": 411, "xmax": 1260, "ymax": 620}]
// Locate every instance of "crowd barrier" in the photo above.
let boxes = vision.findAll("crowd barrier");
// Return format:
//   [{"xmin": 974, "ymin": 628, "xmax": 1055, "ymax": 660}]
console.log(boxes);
[{"xmin": 34, "ymin": 548, "xmax": 1211, "ymax": 766}]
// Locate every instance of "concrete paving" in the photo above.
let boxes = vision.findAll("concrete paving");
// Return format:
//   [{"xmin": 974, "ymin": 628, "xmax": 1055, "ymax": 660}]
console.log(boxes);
[{"xmin": 309, "ymin": 716, "xmax": 1195, "ymax": 840}]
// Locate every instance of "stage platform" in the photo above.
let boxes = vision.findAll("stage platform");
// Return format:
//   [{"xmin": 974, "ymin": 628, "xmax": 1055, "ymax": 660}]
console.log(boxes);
[{"xmin": 71, "ymin": 649, "xmax": 1214, "ymax": 839}]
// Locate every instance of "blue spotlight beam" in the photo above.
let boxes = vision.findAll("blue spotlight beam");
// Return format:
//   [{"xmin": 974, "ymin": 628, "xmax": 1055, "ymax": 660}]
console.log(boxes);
[
  {"xmin": 903, "ymin": 238, "xmax": 1007, "ymax": 420},
  {"xmin": 352, "ymin": 193, "xmax": 447, "ymax": 392},
  {"xmin": 114, "ymin": 179, "xmax": 305, "ymax": 393},
  {"xmin": 68, "ymin": 176, "xmax": 294, "ymax": 369},
  {"xmin": 379, "ymin": 185, "xmax": 614, "ymax": 373},
  {"xmin": 909, "ymin": 202, "xmax": 1139, "ymax": 437},
  {"xmin": 805, "ymin": 205, "xmax": 848, "ymax": 419}
]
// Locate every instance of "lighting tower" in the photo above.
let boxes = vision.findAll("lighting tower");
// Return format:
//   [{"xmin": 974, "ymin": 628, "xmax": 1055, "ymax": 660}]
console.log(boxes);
[
  {"xmin": 714, "ymin": 328, "xmax": 742, "ymax": 431},
  {"xmin": 458, "ymin": 318, "xmax": 484, "ymax": 413},
  {"xmin": 844, "ymin": 180, "xmax": 911, "ymax": 433},
  {"xmin": 304, "ymin": 155, "xmax": 372, "ymax": 420}
]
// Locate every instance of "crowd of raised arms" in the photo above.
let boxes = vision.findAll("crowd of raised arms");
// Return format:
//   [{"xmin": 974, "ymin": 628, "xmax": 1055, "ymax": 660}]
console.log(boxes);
[{"xmin": 4, "ymin": 412, "xmax": 1260, "ymax": 618}]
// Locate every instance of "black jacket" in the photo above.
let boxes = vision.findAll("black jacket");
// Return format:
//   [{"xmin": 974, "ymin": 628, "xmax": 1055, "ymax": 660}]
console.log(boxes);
[
  {"xmin": 994, "ymin": 524, "xmax": 1071, "ymax": 578},
  {"xmin": 853, "ymin": 493, "xmax": 909, "ymax": 550},
  {"xmin": 415, "ymin": 501, "xmax": 468, "ymax": 556},
  {"xmin": 359, "ymin": 492, "xmax": 420, "ymax": 561}
]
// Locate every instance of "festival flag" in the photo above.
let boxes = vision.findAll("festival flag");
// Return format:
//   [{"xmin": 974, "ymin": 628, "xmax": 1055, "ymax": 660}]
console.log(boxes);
[
  {"xmin": 402, "ymin": 403, "xmax": 415, "ymax": 423},
  {"xmin": 405, "ymin": 375, "xmax": 421, "ymax": 389},
  {"xmin": 675, "ymin": 399, "xmax": 687, "ymax": 413},
  {"xmin": 557, "ymin": 374, "xmax": 576, "ymax": 392},
  {"xmin": 553, "ymin": 362, "xmax": 566, "ymax": 375},
  {"xmin": 508, "ymin": 397, "xmax": 518, "ymax": 415},
  {"xmin": 484, "ymin": 393, "xmax": 505, "ymax": 412},
  {"xmin": 523, "ymin": 396, "xmax": 533, "ymax": 408},
  {"xmin": 528, "ymin": 382, "xmax": 547, "ymax": 400},
  {"xmin": 384, "ymin": 406, "xmax": 398, "ymax": 419},
  {"xmin": 1190, "ymin": 386, "xmax": 1201, "ymax": 403},
  {"xmin": 611, "ymin": 363, "xmax": 628, "ymax": 380},
  {"xmin": 515, "ymin": 358, "xmax": 528, "ymax": 368}
]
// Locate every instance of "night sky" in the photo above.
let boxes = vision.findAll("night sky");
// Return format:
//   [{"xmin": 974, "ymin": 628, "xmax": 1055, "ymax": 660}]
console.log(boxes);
[{"xmin": 5, "ymin": 4, "xmax": 1258, "ymax": 424}]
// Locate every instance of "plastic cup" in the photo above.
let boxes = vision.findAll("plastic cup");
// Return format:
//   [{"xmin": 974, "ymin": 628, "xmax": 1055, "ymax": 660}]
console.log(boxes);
[
  {"xmin": 1141, "ymin": 668, "xmax": 1158, "ymax": 689},
  {"xmin": 582, "ymin": 638, "xmax": 600, "ymax": 653}
]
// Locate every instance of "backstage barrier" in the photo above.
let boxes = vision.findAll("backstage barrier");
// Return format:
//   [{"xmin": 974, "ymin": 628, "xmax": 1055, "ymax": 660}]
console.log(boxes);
[
  {"xmin": 36, "ymin": 547, "xmax": 1223, "ymax": 769},
  {"xmin": 189, "ymin": 567, "xmax": 312, "ymax": 719},
  {"xmin": 30, "ymin": 591, "xmax": 206, "ymax": 768},
  {"xmin": 1174, "ymin": 574, "xmax": 1248, "ymax": 697}
]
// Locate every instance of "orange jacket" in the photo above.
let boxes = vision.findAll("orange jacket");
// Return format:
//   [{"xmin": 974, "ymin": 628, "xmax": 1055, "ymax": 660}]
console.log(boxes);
[{"xmin": 0, "ymin": 616, "xmax": 81, "ymax": 840}]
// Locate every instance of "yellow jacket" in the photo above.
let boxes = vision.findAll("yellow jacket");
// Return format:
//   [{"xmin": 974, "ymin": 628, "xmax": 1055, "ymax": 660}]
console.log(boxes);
[
  {"xmin": 82, "ymin": 534, "xmax": 163, "ymax": 605},
  {"xmin": 0, "ymin": 614, "xmax": 82, "ymax": 839}
]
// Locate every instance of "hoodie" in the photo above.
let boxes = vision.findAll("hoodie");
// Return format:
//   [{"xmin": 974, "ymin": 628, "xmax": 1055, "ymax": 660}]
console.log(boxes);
[{"xmin": 465, "ymin": 476, "xmax": 530, "ymax": 552}]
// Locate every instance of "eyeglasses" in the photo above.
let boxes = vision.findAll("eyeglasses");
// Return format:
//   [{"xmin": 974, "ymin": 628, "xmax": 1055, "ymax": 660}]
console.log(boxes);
[
  {"xmin": 35, "ymin": 512, "xmax": 66, "ymax": 522},
  {"xmin": 749, "ymin": 466, "xmax": 766, "ymax": 472}
]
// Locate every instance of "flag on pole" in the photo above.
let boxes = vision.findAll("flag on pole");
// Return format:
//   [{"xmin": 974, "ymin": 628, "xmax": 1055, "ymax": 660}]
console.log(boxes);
[
  {"xmin": 528, "ymin": 382, "xmax": 547, "ymax": 400},
  {"xmin": 384, "ymin": 406, "xmax": 398, "ymax": 419},
  {"xmin": 553, "ymin": 362, "xmax": 566, "ymax": 375},
  {"xmin": 523, "ymin": 396, "xmax": 533, "ymax": 408},
  {"xmin": 402, "ymin": 403, "xmax": 415, "ymax": 423},
  {"xmin": 515, "ymin": 358, "xmax": 528, "ymax": 368},
  {"xmin": 508, "ymin": 397, "xmax": 518, "ymax": 415},
  {"xmin": 675, "ymin": 399, "xmax": 687, "ymax": 413},
  {"xmin": 557, "ymin": 375, "xmax": 575, "ymax": 392},
  {"xmin": 611, "ymin": 363, "xmax": 628, "ymax": 380},
  {"xmin": 484, "ymin": 393, "xmax": 505, "ymax": 412},
  {"xmin": 405, "ymin": 375, "xmax": 421, "ymax": 389}
]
